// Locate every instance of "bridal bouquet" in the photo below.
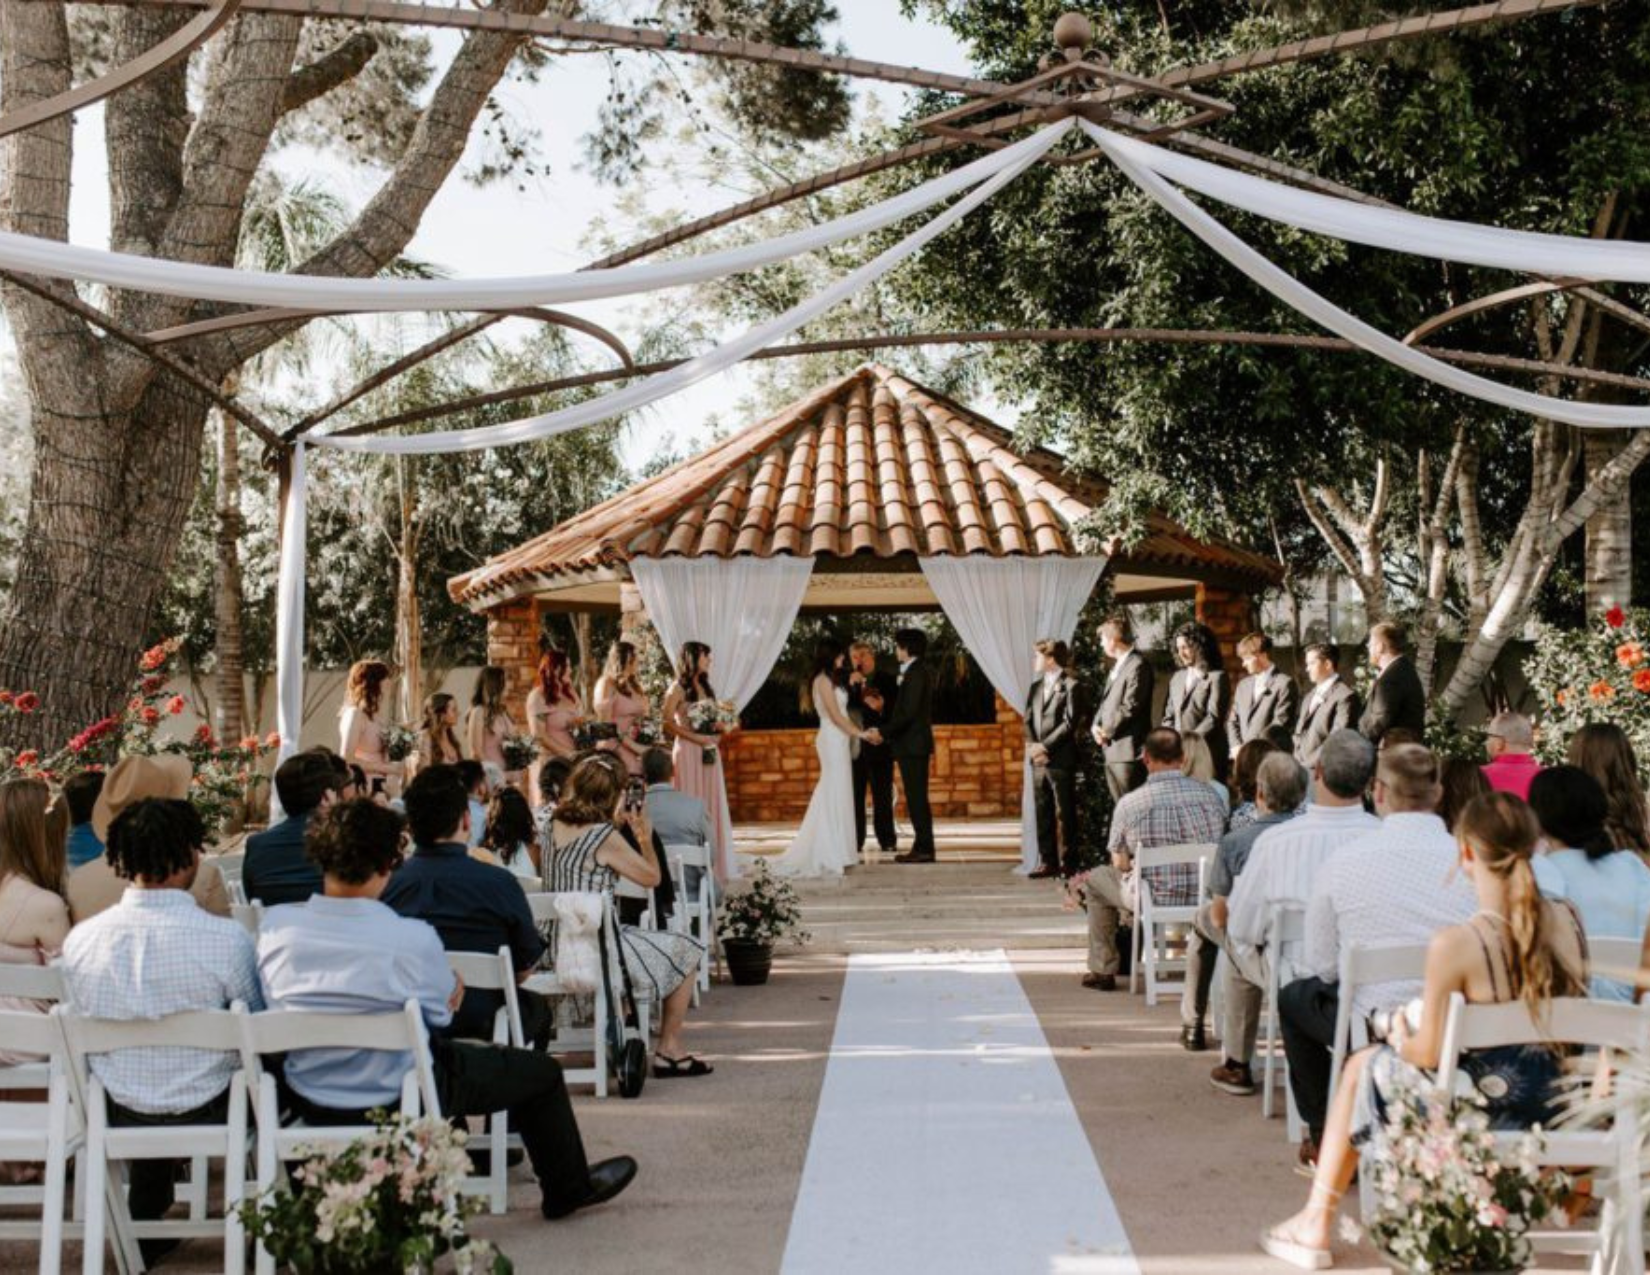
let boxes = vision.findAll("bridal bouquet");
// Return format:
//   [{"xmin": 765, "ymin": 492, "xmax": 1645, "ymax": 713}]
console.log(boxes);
[
  {"xmin": 500, "ymin": 733, "xmax": 539, "ymax": 773},
  {"xmin": 687, "ymin": 699, "xmax": 739, "ymax": 765},
  {"xmin": 381, "ymin": 724, "xmax": 417, "ymax": 764}
]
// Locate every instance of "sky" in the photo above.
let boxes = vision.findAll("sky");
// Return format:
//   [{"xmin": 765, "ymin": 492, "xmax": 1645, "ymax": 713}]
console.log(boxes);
[{"xmin": 19, "ymin": 2, "xmax": 982, "ymax": 471}]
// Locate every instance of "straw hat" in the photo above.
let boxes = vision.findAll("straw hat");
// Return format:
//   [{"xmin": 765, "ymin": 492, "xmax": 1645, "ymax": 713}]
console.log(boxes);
[{"xmin": 91, "ymin": 753, "xmax": 194, "ymax": 842}]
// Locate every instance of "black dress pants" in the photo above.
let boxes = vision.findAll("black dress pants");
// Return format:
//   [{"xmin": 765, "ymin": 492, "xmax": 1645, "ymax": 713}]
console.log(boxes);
[
  {"xmin": 107, "ymin": 1092, "xmax": 231, "ymax": 1265},
  {"xmin": 1279, "ymin": 975, "xmax": 1340, "ymax": 1139},
  {"xmin": 1030, "ymin": 762, "xmax": 1079, "ymax": 873},
  {"xmin": 853, "ymin": 746, "xmax": 897, "ymax": 852},
  {"xmin": 896, "ymin": 753, "xmax": 935, "ymax": 856}
]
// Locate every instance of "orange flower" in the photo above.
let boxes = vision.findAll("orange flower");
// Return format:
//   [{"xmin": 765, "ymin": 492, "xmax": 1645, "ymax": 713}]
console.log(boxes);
[
  {"xmin": 264, "ymin": 731, "xmax": 280, "ymax": 748},
  {"xmin": 1589, "ymin": 679, "xmax": 1617, "ymax": 702},
  {"xmin": 1557, "ymin": 688, "xmax": 1571, "ymax": 707},
  {"xmin": 14, "ymin": 750, "xmax": 37, "ymax": 767},
  {"xmin": 1618, "ymin": 643, "xmax": 1646, "ymax": 669},
  {"xmin": 166, "ymin": 695, "xmax": 186, "ymax": 716},
  {"xmin": 1635, "ymin": 669, "xmax": 1650, "ymax": 694},
  {"xmin": 140, "ymin": 706, "xmax": 161, "ymax": 725}
]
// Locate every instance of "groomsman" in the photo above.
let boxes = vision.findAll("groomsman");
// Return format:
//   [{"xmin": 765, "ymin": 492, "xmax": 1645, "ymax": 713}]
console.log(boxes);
[
  {"xmin": 1024, "ymin": 639, "xmax": 1084, "ymax": 879},
  {"xmin": 886, "ymin": 629, "xmax": 936, "ymax": 864},
  {"xmin": 1091, "ymin": 613, "xmax": 1155, "ymax": 799},
  {"xmin": 1226, "ymin": 633, "xmax": 1299, "ymax": 758},
  {"xmin": 1293, "ymin": 643, "xmax": 1361, "ymax": 767},
  {"xmin": 847, "ymin": 641, "xmax": 898, "ymax": 859},
  {"xmin": 1358, "ymin": 621, "xmax": 1426, "ymax": 747}
]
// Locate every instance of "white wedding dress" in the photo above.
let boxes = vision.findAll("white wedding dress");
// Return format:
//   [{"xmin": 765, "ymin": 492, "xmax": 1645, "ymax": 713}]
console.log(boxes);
[{"xmin": 771, "ymin": 678, "xmax": 858, "ymax": 878}]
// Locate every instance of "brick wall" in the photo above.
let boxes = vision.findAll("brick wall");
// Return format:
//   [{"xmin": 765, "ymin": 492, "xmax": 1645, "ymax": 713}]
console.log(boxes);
[
  {"xmin": 721, "ymin": 694, "xmax": 1027, "ymax": 822},
  {"xmin": 485, "ymin": 598, "xmax": 540, "ymax": 719},
  {"xmin": 1195, "ymin": 582, "xmax": 1258, "ymax": 685}
]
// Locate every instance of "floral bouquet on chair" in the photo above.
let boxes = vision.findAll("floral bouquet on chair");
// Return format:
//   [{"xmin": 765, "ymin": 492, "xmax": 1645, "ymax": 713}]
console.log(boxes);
[
  {"xmin": 381, "ymin": 724, "xmax": 417, "ymax": 764},
  {"xmin": 687, "ymin": 699, "xmax": 739, "ymax": 766}
]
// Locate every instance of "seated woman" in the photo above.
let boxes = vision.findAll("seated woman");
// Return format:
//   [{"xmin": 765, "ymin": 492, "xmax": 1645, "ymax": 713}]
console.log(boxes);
[
  {"xmin": 473, "ymin": 786, "xmax": 541, "ymax": 882},
  {"xmin": 1528, "ymin": 765, "xmax": 1650, "ymax": 1001},
  {"xmin": 1227, "ymin": 737, "xmax": 1278, "ymax": 831},
  {"xmin": 1261, "ymin": 791, "xmax": 1586, "ymax": 1270},
  {"xmin": 546, "ymin": 757, "xmax": 709, "ymax": 1079}
]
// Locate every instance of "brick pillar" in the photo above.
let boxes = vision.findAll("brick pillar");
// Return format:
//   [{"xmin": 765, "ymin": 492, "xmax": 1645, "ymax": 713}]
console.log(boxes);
[
  {"xmin": 995, "ymin": 690, "xmax": 1025, "ymax": 807},
  {"xmin": 618, "ymin": 581, "xmax": 647, "ymax": 637},
  {"xmin": 484, "ymin": 597, "xmax": 540, "ymax": 720},
  {"xmin": 1195, "ymin": 583, "xmax": 1256, "ymax": 685}
]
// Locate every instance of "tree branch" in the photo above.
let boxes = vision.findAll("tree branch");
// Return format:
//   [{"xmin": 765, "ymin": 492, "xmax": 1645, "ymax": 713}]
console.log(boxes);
[
  {"xmin": 103, "ymin": 6, "xmax": 190, "ymax": 260},
  {"xmin": 1551, "ymin": 428, "xmax": 1650, "ymax": 545},
  {"xmin": 279, "ymin": 29, "xmax": 377, "ymax": 115}
]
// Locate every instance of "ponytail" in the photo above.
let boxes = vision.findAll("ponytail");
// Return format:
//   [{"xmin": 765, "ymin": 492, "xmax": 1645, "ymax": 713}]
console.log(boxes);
[{"xmin": 1501, "ymin": 855, "xmax": 1555, "ymax": 1021}]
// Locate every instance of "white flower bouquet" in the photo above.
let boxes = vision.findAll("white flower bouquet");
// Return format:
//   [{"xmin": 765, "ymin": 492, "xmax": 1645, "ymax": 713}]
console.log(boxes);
[
  {"xmin": 500, "ymin": 733, "xmax": 539, "ymax": 773},
  {"xmin": 687, "ymin": 698, "xmax": 739, "ymax": 765}
]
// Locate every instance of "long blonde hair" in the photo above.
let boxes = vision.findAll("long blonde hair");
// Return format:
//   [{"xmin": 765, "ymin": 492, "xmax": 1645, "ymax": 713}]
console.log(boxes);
[
  {"xmin": 601, "ymin": 641, "xmax": 642, "ymax": 698},
  {"xmin": 1181, "ymin": 733, "xmax": 1216, "ymax": 784}
]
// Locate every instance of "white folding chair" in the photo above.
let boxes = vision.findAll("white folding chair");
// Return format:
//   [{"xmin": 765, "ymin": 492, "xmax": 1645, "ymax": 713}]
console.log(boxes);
[
  {"xmin": 1259, "ymin": 902, "xmax": 1307, "ymax": 1141},
  {"xmin": 1130, "ymin": 843, "xmax": 1213, "ymax": 1006},
  {"xmin": 524, "ymin": 892, "xmax": 609, "ymax": 1097},
  {"xmin": 1327, "ymin": 941, "xmax": 1432, "ymax": 1110},
  {"xmin": 0, "ymin": 1007, "xmax": 82, "ymax": 1275},
  {"xmin": 445, "ymin": 947, "xmax": 524, "ymax": 1214},
  {"xmin": 1586, "ymin": 935, "xmax": 1643, "ymax": 997},
  {"xmin": 241, "ymin": 1001, "xmax": 438, "ymax": 1275},
  {"xmin": 1434, "ymin": 993, "xmax": 1649, "ymax": 1266},
  {"xmin": 229, "ymin": 903, "xmax": 264, "ymax": 937},
  {"xmin": 0, "ymin": 965, "xmax": 67, "ymax": 1092},
  {"xmin": 664, "ymin": 841, "xmax": 716, "ymax": 994},
  {"xmin": 60, "ymin": 1005, "xmax": 252, "ymax": 1275},
  {"xmin": 210, "ymin": 853, "xmax": 248, "ymax": 908}
]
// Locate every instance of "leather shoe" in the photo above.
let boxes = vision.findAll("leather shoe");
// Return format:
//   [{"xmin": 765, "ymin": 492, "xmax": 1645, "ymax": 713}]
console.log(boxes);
[
  {"xmin": 894, "ymin": 851, "xmax": 935, "ymax": 864},
  {"xmin": 543, "ymin": 1155, "xmax": 638, "ymax": 1220},
  {"xmin": 1180, "ymin": 1023, "xmax": 1208, "ymax": 1052},
  {"xmin": 1080, "ymin": 973, "xmax": 1117, "ymax": 992},
  {"xmin": 1028, "ymin": 866, "xmax": 1060, "ymax": 880}
]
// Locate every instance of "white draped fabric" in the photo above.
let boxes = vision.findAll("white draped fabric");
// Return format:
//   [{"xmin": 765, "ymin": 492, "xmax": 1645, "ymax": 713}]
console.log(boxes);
[
  {"xmin": 918, "ymin": 556, "xmax": 1108, "ymax": 874},
  {"xmin": 1087, "ymin": 123, "xmax": 1650, "ymax": 431},
  {"xmin": 630, "ymin": 556, "xmax": 816, "ymax": 881},
  {"xmin": 270, "ymin": 442, "xmax": 308, "ymax": 821}
]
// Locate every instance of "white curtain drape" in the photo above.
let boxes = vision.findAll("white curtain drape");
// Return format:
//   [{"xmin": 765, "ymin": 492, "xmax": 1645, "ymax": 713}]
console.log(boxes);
[
  {"xmin": 918, "ymin": 556, "xmax": 1108, "ymax": 874},
  {"xmin": 630, "ymin": 555, "xmax": 815, "ymax": 880},
  {"xmin": 1086, "ymin": 123, "xmax": 1650, "ymax": 431},
  {"xmin": 271, "ymin": 442, "xmax": 308, "ymax": 820}
]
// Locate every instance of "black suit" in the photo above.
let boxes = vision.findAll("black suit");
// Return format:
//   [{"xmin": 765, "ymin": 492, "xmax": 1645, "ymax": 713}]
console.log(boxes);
[
  {"xmin": 1164, "ymin": 667, "xmax": 1232, "ymax": 779},
  {"xmin": 1025, "ymin": 671, "xmax": 1083, "ymax": 874},
  {"xmin": 1092, "ymin": 649, "xmax": 1154, "ymax": 799},
  {"xmin": 1358, "ymin": 655, "xmax": 1426, "ymax": 747},
  {"xmin": 849, "ymin": 670, "xmax": 898, "ymax": 852},
  {"xmin": 1227, "ymin": 667, "xmax": 1301, "ymax": 757},
  {"xmin": 885, "ymin": 660, "xmax": 936, "ymax": 858},
  {"xmin": 1293, "ymin": 677, "xmax": 1361, "ymax": 767}
]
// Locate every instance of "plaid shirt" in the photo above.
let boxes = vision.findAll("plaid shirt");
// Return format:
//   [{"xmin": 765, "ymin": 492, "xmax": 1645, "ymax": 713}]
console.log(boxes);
[
  {"xmin": 60, "ymin": 888, "xmax": 263, "ymax": 1115},
  {"xmin": 1107, "ymin": 770, "xmax": 1228, "ymax": 907}
]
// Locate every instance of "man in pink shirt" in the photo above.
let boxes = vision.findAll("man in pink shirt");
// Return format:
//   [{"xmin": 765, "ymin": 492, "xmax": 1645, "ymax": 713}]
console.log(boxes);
[{"xmin": 1481, "ymin": 711, "xmax": 1543, "ymax": 799}]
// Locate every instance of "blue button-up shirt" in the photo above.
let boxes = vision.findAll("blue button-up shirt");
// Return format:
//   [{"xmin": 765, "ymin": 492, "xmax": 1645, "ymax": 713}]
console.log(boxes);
[
  {"xmin": 380, "ymin": 841, "xmax": 543, "ymax": 1039},
  {"xmin": 257, "ymin": 895, "xmax": 455, "ymax": 1109},
  {"xmin": 66, "ymin": 822, "xmax": 104, "ymax": 869}
]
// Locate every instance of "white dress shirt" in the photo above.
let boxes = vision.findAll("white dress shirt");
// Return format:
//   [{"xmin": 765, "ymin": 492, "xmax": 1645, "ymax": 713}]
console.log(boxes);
[
  {"xmin": 1226, "ymin": 802, "xmax": 1381, "ymax": 978},
  {"xmin": 1304, "ymin": 811, "xmax": 1477, "ymax": 1021},
  {"xmin": 1306, "ymin": 676, "xmax": 1336, "ymax": 714},
  {"xmin": 60, "ymin": 888, "xmax": 264, "ymax": 1114}
]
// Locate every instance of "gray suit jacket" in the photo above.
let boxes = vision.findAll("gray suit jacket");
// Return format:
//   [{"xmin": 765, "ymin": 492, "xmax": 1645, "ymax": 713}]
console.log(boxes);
[
  {"xmin": 1293, "ymin": 677, "xmax": 1361, "ymax": 767},
  {"xmin": 644, "ymin": 784, "xmax": 710, "ymax": 850},
  {"xmin": 1227, "ymin": 668, "xmax": 1301, "ymax": 755},
  {"xmin": 1092, "ymin": 649, "xmax": 1154, "ymax": 763}
]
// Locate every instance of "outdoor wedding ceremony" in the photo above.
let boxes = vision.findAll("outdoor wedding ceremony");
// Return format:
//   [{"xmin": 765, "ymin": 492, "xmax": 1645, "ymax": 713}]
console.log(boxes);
[{"xmin": 5, "ymin": 1, "xmax": 1650, "ymax": 1272}]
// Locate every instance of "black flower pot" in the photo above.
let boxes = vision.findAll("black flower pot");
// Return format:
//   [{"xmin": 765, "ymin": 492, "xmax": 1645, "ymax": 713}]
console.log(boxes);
[{"xmin": 723, "ymin": 939, "xmax": 775, "ymax": 986}]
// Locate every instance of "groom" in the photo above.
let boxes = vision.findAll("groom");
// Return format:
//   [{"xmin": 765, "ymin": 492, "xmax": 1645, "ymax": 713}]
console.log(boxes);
[{"xmin": 885, "ymin": 628, "xmax": 936, "ymax": 865}]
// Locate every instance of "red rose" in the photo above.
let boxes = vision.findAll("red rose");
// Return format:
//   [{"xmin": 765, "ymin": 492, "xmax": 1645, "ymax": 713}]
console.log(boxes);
[
  {"xmin": 15, "ymin": 750, "xmax": 37, "ymax": 766},
  {"xmin": 166, "ymin": 695, "xmax": 186, "ymax": 716},
  {"xmin": 1635, "ymin": 669, "xmax": 1650, "ymax": 694},
  {"xmin": 141, "ymin": 676, "xmax": 164, "ymax": 694},
  {"xmin": 128, "ymin": 697, "xmax": 144, "ymax": 713},
  {"xmin": 139, "ymin": 644, "xmax": 169, "ymax": 672},
  {"xmin": 1606, "ymin": 606, "xmax": 1627, "ymax": 629},
  {"xmin": 194, "ymin": 724, "xmax": 215, "ymax": 745},
  {"xmin": 238, "ymin": 735, "xmax": 260, "ymax": 751},
  {"xmin": 141, "ymin": 706, "xmax": 161, "ymax": 726},
  {"xmin": 0, "ymin": 691, "xmax": 13, "ymax": 707},
  {"xmin": 14, "ymin": 692, "xmax": 39, "ymax": 714},
  {"xmin": 264, "ymin": 732, "xmax": 280, "ymax": 748}
]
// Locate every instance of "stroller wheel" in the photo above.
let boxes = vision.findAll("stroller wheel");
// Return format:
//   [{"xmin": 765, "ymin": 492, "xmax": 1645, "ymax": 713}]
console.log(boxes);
[{"xmin": 616, "ymin": 1038, "xmax": 648, "ymax": 1099}]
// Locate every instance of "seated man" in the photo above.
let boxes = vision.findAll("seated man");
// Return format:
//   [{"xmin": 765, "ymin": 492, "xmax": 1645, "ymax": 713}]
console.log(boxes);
[
  {"xmin": 244, "ymin": 751, "xmax": 342, "ymax": 906},
  {"xmin": 1182, "ymin": 752, "xmax": 1308, "ymax": 1079},
  {"xmin": 1481, "ymin": 710, "xmax": 1543, "ymax": 800},
  {"xmin": 641, "ymin": 747, "xmax": 710, "ymax": 898},
  {"xmin": 1080, "ymin": 728, "xmax": 1227, "ymax": 996},
  {"xmin": 381, "ymin": 765, "xmax": 551, "ymax": 1045},
  {"xmin": 257, "ymin": 799, "xmax": 636, "ymax": 1220},
  {"xmin": 64, "ymin": 770, "xmax": 106, "ymax": 869},
  {"xmin": 60, "ymin": 798, "xmax": 264, "ymax": 1263}
]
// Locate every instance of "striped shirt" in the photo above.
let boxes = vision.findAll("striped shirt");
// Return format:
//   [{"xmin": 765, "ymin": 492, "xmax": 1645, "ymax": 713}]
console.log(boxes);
[{"xmin": 1108, "ymin": 770, "xmax": 1228, "ymax": 906}]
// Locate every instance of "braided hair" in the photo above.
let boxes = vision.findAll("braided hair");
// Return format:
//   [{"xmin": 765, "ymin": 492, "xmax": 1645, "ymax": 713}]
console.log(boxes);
[{"xmin": 105, "ymin": 798, "xmax": 204, "ymax": 883}]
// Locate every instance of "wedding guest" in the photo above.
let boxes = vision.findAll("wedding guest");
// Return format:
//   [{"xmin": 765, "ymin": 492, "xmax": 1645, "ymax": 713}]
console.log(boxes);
[
  {"xmin": 1527, "ymin": 765, "xmax": 1650, "ymax": 1001},
  {"xmin": 547, "ymin": 758, "xmax": 708, "ymax": 1076},
  {"xmin": 413, "ymin": 691, "xmax": 465, "ymax": 774},
  {"xmin": 0, "ymin": 780, "xmax": 71, "ymax": 1061},
  {"xmin": 1262, "ymin": 793, "xmax": 1585, "ymax": 1270},
  {"xmin": 1281, "ymin": 744, "xmax": 1476, "ymax": 1166},
  {"xmin": 1567, "ymin": 722, "xmax": 1650, "ymax": 857},
  {"xmin": 1079, "ymin": 728, "xmax": 1226, "ymax": 992},
  {"xmin": 243, "ymin": 751, "xmax": 342, "ymax": 907},
  {"xmin": 1182, "ymin": 734, "xmax": 1229, "ymax": 810},
  {"xmin": 1293, "ymin": 643, "xmax": 1360, "ymax": 767},
  {"xmin": 1228, "ymin": 738, "xmax": 1280, "ymax": 831},
  {"xmin": 533, "ymin": 755, "xmax": 575, "ymax": 862},
  {"xmin": 1357, "ymin": 621, "xmax": 1425, "ymax": 747},
  {"xmin": 63, "ymin": 770, "xmax": 105, "ymax": 869},
  {"xmin": 1227, "ymin": 632, "xmax": 1299, "ymax": 759},
  {"xmin": 1481, "ymin": 711, "xmax": 1542, "ymax": 799},
  {"xmin": 340, "ymin": 659, "xmax": 400, "ymax": 798},
  {"xmin": 1025, "ymin": 638, "xmax": 1083, "ymax": 879},
  {"xmin": 1091, "ymin": 613, "xmax": 1155, "ymax": 799},
  {"xmin": 594, "ymin": 641, "xmax": 651, "ymax": 776},
  {"xmin": 60, "ymin": 798, "xmax": 263, "ymax": 1262},
  {"xmin": 68, "ymin": 755, "xmax": 230, "ymax": 922},
  {"xmin": 848, "ymin": 641, "xmax": 898, "ymax": 859},
  {"xmin": 470, "ymin": 665, "xmax": 524, "ymax": 790},
  {"xmin": 1163, "ymin": 621, "xmax": 1231, "ymax": 780},
  {"xmin": 457, "ymin": 759, "xmax": 490, "ymax": 849},
  {"xmin": 663, "ymin": 641, "xmax": 729, "ymax": 877},
  {"xmin": 475, "ymin": 785, "xmax": 541, "ymax": 882},
  {"xmin": 257, "ymin": 798, "xmax": 637, "ymax": 1222},
  {"xmin": 642, "ymin": 748, "xmax": 711, "ymax": 902},
  {"xmin": 1437, "ymin": 757, "xmax": 1491, "ymax": 833}
]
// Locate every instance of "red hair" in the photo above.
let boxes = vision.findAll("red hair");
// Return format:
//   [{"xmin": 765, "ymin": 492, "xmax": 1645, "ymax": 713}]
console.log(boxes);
[{"xmin": 537, "ymin": 649, "xmax": 575, "ymax": 705}]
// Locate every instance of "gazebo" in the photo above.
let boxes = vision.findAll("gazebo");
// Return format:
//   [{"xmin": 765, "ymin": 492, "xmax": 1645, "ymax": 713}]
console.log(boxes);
[{"xmin": 449, "ymin": 363, "xmax": 1281, "ymax": 873}]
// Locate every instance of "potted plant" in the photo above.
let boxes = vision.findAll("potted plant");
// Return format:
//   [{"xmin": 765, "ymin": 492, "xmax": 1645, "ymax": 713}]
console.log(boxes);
[
  {"xmin": 1364, "ymin": 1077, "xmax": 1569, "ymax": 1273},
  {"xmin": 239, "ymin": 1112, "xmax": 508, "ymax": 1273},
  {"xmin": 716, "ymin": 860, "xmax": 809, "ymax": 985}
]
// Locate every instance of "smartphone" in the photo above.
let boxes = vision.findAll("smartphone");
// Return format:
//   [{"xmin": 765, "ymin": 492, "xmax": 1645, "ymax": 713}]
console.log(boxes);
[{"xmin": 624, "ymin": 778, "xmax": 646, "ymax": 813}]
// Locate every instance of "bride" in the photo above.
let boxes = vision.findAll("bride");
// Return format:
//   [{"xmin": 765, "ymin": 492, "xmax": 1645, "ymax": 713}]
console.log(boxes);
[{"xmin": 771, "ymin": 639, "xmax": 880, "ymax": 879}]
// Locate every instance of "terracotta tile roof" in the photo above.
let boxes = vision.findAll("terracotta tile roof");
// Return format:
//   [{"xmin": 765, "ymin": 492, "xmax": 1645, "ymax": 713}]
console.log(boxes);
[{"xmin": 449, "ymin": 364, "xmax": 1281, "ymax": 609}]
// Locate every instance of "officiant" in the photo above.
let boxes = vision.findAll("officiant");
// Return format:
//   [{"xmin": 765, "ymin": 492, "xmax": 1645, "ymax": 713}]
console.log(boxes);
[{"xmin": 848, "ymin": 640, "xmax": 898, "ymax": 859}]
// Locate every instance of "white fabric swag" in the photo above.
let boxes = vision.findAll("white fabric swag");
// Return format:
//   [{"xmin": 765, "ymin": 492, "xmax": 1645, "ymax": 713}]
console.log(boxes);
[
  {"xmin": 918, "ymin": 556, "xmax": 1108, "ymax": 875},
  {"xmin": 630, "ymin": 555, "xmax": 816, "ymax": 881},
  {"xmin": 1087, "ymin": 123, "xmax": 1650, "ymax": 431},
  {"xmin": 270, "ymin": 441, "xmax": 309, "ymax": 821}
]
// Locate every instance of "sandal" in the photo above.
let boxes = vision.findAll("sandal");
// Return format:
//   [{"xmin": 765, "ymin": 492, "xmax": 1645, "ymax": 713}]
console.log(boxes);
[
  {"xmin": 1259, "ymin": 1186, "xmax": 1340, "ymax": 1270},
  {"xmin": 652, "ymin": 1054, "xmax": 714, "ymax": 1079}
]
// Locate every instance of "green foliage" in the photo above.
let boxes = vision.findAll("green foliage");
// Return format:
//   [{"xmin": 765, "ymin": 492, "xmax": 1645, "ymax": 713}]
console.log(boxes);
[
  {"xmin": 1523, "ymin": 606, "xmax": 1650, "ymax": 765},
  {"xmin": 718, "ymin": 859, "xmax": 810, "ymax": 945}
]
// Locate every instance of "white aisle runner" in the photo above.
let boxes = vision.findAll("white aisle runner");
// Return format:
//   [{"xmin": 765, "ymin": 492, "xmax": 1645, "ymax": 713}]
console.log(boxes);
[{"xmin": 781, "ymin": 950, "xmax": 1140, "ymax": 1275}]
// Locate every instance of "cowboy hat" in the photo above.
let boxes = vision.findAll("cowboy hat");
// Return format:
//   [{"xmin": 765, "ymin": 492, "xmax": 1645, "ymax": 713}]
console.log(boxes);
[{"xmin": 91, "ymin": 753, "xmax": 194, "ymax": 843}]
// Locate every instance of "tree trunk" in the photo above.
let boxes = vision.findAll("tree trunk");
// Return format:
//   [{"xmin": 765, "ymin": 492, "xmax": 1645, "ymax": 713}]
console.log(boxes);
[
  {"xmin": 213, "ymin": 404, "xmax": 247, "ymax": 742},
  {"xmin": 1582, "ymin": 429, "xmax": 1633, "ymax": 618},
  {"xmin": 571, "ymin": 612, "xmax": 596, "ymax": 709},
  {"xmin": 393, "ymin": 456, "xmax": 422, "ymax": 726}
]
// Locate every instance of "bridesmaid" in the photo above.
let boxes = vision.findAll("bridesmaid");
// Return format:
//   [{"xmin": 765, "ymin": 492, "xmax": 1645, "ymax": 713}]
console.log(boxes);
[
  {"xmin": 595, "ymin": 640, "xmax": 651, "ymax": 776},
  {"xmin": 465, "ymin": 666, "xmax": 519, "ymax": 790},
  {"xmin": 526, "ymin": 648, "xmax": 580, "ymax": 800},
  {"xmin": 662, "ymin": 640, "xmax": 731, "ymax": 879},
  {"xmin": 412, "ymin": 691, "xmax": 465, "ymax": 775},
  {"xmin": 340, "ymin": 659, "xmax": 400, "ymax": 798}
]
